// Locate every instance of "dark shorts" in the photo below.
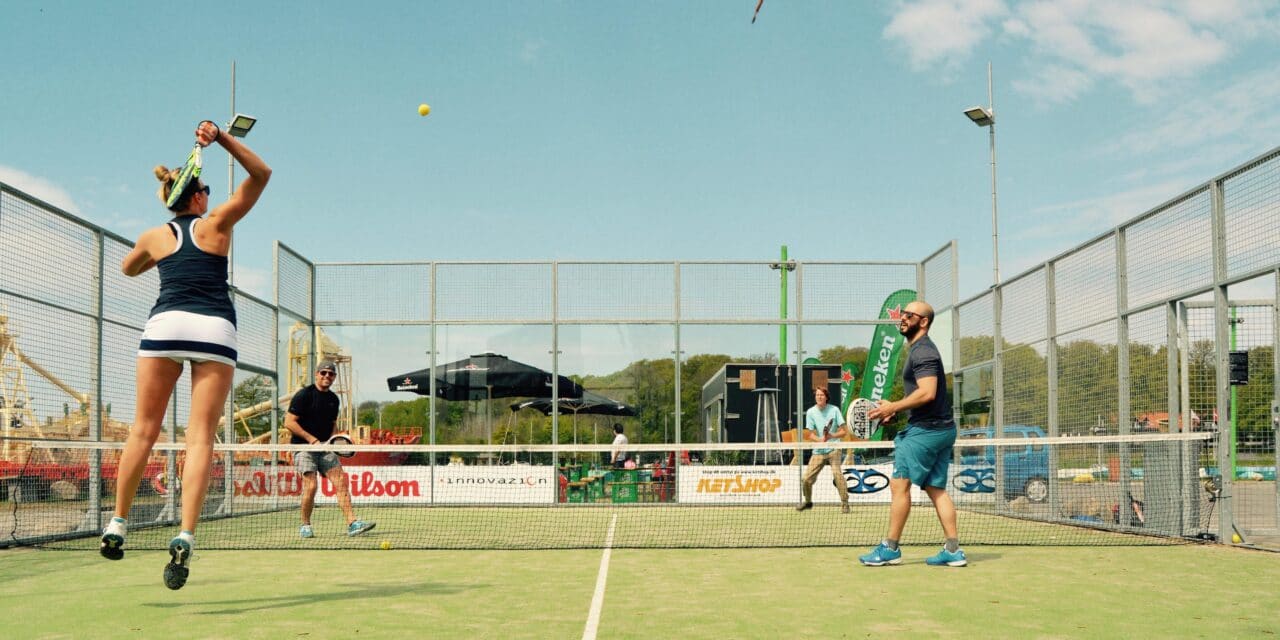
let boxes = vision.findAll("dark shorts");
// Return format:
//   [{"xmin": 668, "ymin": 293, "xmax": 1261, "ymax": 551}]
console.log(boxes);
[{"xmin": 892, "ymin": 425, "xmax": 957, "ymax": 489}]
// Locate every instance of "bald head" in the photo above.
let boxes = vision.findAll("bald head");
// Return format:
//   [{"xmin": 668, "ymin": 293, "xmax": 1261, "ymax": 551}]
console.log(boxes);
[
  {"xmin": 906, "ymin": 301, "xmax": 935, "ymax": 326},
  {"xmin": 898, "ymin": 300, "xmax": 936, "ymax": 341}
]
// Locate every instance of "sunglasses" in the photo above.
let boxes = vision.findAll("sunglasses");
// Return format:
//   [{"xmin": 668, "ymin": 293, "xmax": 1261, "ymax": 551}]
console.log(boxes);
[
  {"xmin": 317, "ymin": 370, "xmax": 336, "ymax": 378},
  {"xmin": 900, "ymin": 310, "xmax": 924, "ymax": 321},
  {"xmin": 192, "ymin": 184, "xmax": 210, "ymax": 196}
]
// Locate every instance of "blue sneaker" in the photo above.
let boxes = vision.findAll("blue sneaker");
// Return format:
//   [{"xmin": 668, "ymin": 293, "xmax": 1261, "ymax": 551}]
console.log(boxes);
[
  {"xmin": 347, "ymin": 520, "xmax": 376, "ymax": 537},
  {"xmin": 164, "ymin": 537, "xmax": 193, "ymax": 590},
  {"xmin": 300, "ymin": 525, "xmax": 314, "ymax": 539},
  {"xmin": 859, "ymin": 542, "xmax": 902, "ymax": 566},
  {"xmin": 925, "ymin": 547, "xmax": 968, "ymax": 567}
]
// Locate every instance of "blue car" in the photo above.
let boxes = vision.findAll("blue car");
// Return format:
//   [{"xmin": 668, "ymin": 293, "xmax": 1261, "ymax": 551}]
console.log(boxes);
[{"xmin": 954, "ymin": 425, "xmax": 1050, "ymax": 503}]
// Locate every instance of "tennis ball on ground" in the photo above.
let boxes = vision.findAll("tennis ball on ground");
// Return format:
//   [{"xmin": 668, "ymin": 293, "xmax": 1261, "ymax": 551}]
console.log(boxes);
[
  {"xmin": 1232, "ymin": 533, "xmax": 1242, "ymax": 544},
  {"xmin": 380, "ymin": 540, "xmax": 392, "ymax": 550},
  {"xmin": 418, "ymin": 103, "xmax": 431, "ymax": 116}
]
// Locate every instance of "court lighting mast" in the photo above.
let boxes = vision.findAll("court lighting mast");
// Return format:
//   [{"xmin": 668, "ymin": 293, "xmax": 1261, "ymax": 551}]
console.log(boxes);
[
  {"xmin": 963, "ymin": 62, "xmax": 1000, "ymax": 286},
  {"xmin": 226, "ymin": 61, "xmax": 258, "ymax": 287}
]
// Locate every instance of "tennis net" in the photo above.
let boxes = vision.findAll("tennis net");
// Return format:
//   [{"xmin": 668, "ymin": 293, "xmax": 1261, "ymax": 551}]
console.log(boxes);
[{"xmin": 1, "ymin": 432, "xmax": 1217, "ymax": 550}]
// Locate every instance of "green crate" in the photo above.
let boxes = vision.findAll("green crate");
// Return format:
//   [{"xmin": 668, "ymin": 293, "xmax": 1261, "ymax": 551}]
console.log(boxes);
[
  {"xmin": 611, "ymin": 482, "xmax": 638, "ymax": 503},
  {"xmin": 587, "ymin": 478, "xmax": 605, "ymax": 501},
  {"xmin": 566, "ymin": 483, "xmax": 586, "ymax": 503}
]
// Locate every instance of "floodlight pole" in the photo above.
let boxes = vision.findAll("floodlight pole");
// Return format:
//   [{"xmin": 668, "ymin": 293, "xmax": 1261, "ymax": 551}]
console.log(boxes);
[
  {"xmin": 228, "ymin": 60, "xmax": 236, "ymax": 287},
  {"xmin": 986, "ymin": 62, "xmax": 1000, "ymax": 285}
]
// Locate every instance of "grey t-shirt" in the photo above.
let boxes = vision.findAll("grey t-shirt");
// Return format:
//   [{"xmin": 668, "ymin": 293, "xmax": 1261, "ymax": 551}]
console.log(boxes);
[{"xmin": 903, "ymin": 336, "xmax": 955, "ymax": 428}]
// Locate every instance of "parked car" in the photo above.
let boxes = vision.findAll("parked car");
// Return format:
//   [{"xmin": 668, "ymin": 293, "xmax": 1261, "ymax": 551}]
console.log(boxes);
[{"xmin": 955, "ymin": 425, "xmax": 1049, "ymax": 503}]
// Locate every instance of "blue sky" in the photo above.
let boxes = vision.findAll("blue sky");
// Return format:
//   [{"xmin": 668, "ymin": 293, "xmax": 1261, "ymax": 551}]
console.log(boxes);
[{"xmin": 3, "ymin": 1, "xmax": 1279, "ymax": 303}]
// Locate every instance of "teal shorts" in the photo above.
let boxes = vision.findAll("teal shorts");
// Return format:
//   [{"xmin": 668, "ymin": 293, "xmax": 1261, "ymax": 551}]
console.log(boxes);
[{"xmin": 892, "ymin": 425, "xmax": 957, "ymax": 489}]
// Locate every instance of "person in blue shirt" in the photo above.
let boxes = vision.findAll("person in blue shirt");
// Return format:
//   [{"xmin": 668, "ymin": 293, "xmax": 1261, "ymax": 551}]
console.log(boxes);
[
  {"xmin": 101, "ymin": 120, "xmax": 271, "ymax": 590},
  {"xmin": 861, "ymin": 300, "xmax": 967, "ymax": 567},
  {"xmin": 796, "ymin": 387, "xmax": 851, "ymax": 514}
]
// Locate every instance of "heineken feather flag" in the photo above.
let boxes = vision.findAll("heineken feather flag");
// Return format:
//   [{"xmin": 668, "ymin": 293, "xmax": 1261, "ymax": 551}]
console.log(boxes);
[
  {"xmin": 839, "ymin": 362, "xmax": 860, "ymax": 415},
  {"xmin": 857, "ymin": 288, "xmax": 917, "ymax": 440}
]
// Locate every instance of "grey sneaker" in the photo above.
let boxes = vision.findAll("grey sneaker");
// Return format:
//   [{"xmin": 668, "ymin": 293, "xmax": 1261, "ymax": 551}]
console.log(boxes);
[{"xmin": 300, "ymin": 524, "xmax": 314, "ymax": 539}]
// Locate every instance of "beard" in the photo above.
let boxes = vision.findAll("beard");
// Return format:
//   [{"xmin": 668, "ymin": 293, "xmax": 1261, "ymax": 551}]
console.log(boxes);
[{"xmin": 898, "ymin": 323, "xmax": 922, "ymax": 340}]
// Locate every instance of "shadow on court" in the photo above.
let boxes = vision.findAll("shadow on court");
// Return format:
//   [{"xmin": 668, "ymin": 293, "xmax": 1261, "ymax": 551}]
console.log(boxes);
[{"xmin": 143, "ymin": 580, "xmax": 468, "ymax": 615}]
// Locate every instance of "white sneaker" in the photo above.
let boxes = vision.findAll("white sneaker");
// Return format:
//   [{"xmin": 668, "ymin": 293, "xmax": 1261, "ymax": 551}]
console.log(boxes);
[{"xmin": 99, "ymin": 518, "xmax": 127, "ymax": 560}]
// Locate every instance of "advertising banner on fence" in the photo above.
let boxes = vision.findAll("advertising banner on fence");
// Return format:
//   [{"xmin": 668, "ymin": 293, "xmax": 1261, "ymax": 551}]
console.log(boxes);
[
  {"xmin": 234, "ymin": 465, "xmax": 430, "ymax": 505},
  {"xmin": 677, "ymin": 466, "xmax": 800, "ymax": 504},
  {"xmin": 815, "ymin": 463, "xmax": 924, "ymax": 504},
  {"xmin": 233, "ymin": 464, "xmax": 555, "ymax": 505},
  {"xmin": 432, "ymin": 464, "xmax": 555, "ymax": 504},
  {"xmin": 678, "ymin": 464, "xmax": 930, "ymax": 504}
]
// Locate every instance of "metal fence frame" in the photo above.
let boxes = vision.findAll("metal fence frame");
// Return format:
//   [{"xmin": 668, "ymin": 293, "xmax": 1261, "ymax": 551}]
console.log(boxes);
[
  {"xmin": 0, "ymin": 181, "xmax": 281, "ymax": 544},
  {"xmin": 952, "ymin": 145, "xmax": 1280, "ymax": 544}
]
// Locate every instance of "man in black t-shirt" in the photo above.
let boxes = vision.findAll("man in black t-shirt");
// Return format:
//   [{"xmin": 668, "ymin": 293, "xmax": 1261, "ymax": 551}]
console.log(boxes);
[
  {"xmin": 285, "ymin": 361, "xmax": 375, "ymax": 539},
  {"xmin": 860, "ymin": 301, "xmax": 967, "ymax": 568}
]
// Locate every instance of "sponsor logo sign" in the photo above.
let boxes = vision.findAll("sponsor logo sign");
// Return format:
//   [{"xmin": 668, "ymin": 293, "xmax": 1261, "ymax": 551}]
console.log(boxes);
[
  {"xmin": 677, "ymin": 466, "xmax": 799, "ymax": 504},
  {"xmin": 232, "ymin": 465, "xmax": 555, "ymax": 504},
  {"xmin": 234, "ymin": 466, "xmax": 428, "ymax": 504},
  {"xmin": 433, "ymin": 465, "xmax": 554, "ymax": 504}
]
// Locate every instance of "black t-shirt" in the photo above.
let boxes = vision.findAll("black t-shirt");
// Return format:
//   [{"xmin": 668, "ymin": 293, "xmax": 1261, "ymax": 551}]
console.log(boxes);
[
  {"xmin": 903, "ymin": 336, "xmax": 955, "ymax": 429},
  {"xmin": 288, "ymin": 384, "xmax": 341, "ymax": 444}
]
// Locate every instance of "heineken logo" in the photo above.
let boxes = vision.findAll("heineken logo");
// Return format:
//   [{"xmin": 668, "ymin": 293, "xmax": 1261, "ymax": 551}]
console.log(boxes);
[{"xmin": 869, "ymin": 333, "xmax": 900, "ymax": 401}]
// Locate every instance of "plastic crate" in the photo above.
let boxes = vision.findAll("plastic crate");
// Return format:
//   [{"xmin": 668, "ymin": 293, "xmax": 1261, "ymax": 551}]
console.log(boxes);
[{"xmin": 611, "ymin": 482, "xmax": 638, "ymax": 503}]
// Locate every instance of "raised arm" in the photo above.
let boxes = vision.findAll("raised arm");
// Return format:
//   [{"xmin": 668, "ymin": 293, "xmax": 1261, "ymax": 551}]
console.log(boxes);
[{"xmin": 204, "ymin": 122, "xmax": 272, "ymax": 232}]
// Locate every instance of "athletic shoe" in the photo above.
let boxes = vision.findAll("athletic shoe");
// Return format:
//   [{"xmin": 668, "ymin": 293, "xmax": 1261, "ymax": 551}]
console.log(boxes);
[
  {"xmin": 858, "ymin": 543, "xmax": 903, "ymax": 566},
  {"xmin": 164, "ymin": 537, "xmax": 192, "ymax": 590},
  {"xmin": 99, "ymin": 519, "xmax": 126, "ymax": 561},
  {"xmin": 841, "ymin": 504, "xmax": 851, "ymax": 514},
  {"xmin": 300, "ymin": 525, "xmax": 314, "ymax": 539},
  {"xmin": 795, "ymin": 501, "xmax": 813, "ymax": 512},
  {"xmin": 347, "ymin": 520, "xmax": 376, "ymax": 537},
  {"xmin": 925, "ymin": 547, "xmax": 968, "ymax": 567}
]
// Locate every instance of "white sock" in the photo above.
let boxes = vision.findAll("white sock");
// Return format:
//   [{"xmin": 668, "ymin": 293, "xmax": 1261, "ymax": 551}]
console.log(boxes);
[
  {"xmin": 105, "ymin": 516, "xmax": 127, "ymax": 536},
  {"xmin": 177, "ymin": 530, "xmax": 195, "ymax": 546}
]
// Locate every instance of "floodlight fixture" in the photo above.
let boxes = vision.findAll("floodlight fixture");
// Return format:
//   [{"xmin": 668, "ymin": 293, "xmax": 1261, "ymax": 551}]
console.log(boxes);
[
  {"xmin": 964, "ymin": 106, "xmax": 994, "ymax": 127},
  {"xmin": 227, "ymin": 113, "xmax": 257, "ymax": 138}
]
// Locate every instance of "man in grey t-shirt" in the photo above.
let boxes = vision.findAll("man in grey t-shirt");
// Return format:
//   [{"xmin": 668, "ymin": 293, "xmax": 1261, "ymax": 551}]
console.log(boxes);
[{"xmin": 860, "ymin": 300, "xmax": 967, "ymax": 568}]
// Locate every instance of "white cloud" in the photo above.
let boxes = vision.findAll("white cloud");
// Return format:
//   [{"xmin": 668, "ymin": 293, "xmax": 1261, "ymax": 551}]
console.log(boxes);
[
  {"xmin": 1011, "ymin": 63, "xmax": 1093, "ymax": 104},
  {"xmin": 1014, "ymin": 179, "xmax": 1191, "ymax": 243},
  {"xmin": 0, "ymin": 166, "xmax": 80, "ymax": 214},
  {"xmin": 883, "ymin": 0, "xmax": 1008, "ymax": 73},
  {"xmin": 885, "ymin": 0, "xmax": 1279, "ymax": 103},
  {"xmin": 1106, "ymin": 66, "xmax": 1280, "ymax": 158}
]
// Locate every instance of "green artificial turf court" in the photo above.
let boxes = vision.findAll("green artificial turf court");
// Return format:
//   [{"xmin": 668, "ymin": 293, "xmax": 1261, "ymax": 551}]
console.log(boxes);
[{"xmin": 3, "ymin": 540, "xmax": 1277, "ymax": 639}]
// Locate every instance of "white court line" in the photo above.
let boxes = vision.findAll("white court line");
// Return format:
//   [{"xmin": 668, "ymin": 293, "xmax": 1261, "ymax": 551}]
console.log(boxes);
[{"xmin": 582, "ymin": 513, "xmax": 618, "ymax": 640}]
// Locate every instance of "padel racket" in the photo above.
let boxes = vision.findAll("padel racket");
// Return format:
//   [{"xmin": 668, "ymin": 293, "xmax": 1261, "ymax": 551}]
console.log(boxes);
[
  {"xmin": 327, "ymin": 434, "xmax": 355, "ymax": 458},
  {"xmin": 846, "ymin": 398, "xmax": 880, "ymax": 440},
  {"xmin": 165, "ymin": 142, "xmax": 203, "ymax": 209}
]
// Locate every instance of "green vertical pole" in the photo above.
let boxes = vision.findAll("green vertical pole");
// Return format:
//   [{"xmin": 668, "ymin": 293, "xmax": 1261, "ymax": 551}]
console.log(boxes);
[
  {"xmin": 1230, "ymin": 306, "xmax": 1238, "ymax": 478},
  {"xmin": 779, "ymin": 245, "xmax": 788, "ymax": 364}
]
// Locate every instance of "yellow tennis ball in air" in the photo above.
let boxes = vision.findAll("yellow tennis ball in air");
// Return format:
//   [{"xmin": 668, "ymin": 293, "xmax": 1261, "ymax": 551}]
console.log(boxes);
[
  {"xmin": 418, "ymin": 103, "xmax": 431, "ymax": 116},
  {"xmin": 380, "ymin": 540, "xmax": 392, "ymax": 550}
]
